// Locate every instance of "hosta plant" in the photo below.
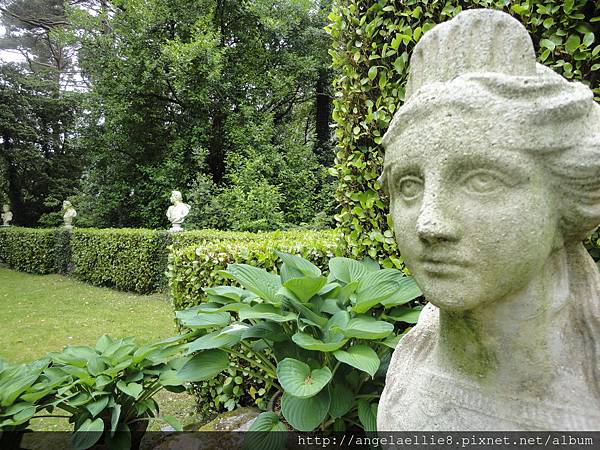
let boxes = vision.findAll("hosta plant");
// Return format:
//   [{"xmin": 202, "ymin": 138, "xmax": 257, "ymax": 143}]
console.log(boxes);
[
  {"xmin": 0, "ymin": 357, "xmax": 64, "ymax": 450},
  {"xmin": 174, "ymin": 252, "xmax": 422, "ymax": 435},
  {"xmin": 0, "ymin": 334, "xmax": 194, "ymax": 450},
  {"xmin": 48, "ymin": 334, "xmax": 189, "ymax": 450}
]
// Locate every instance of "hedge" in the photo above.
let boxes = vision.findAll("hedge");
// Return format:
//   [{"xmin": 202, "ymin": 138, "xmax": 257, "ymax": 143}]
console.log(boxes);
[
  {"xmin": 0, "ymin": 227, "xmax": 340, "ymax": 294},
  {"xmin": 0, "ymin": 227, "xmax": 57, "ymax": 274},
  {"xmin": 167, "ymin": 230, "xmax": 342, "ymax": 311},
  {"xmin": 327, "ymin": 0, "xmax": 600, "ymax": 268}
]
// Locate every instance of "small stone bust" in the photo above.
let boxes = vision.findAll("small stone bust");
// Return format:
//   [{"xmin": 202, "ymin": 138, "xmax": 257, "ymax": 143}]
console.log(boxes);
[
  {"xmin": 62, "ymin": 200, "xmax": 77, "ymax": 230},
  {"xmin": 1, "ymin": 204, "xmax": 13, "ymax": 226},
  {"xmin": 166, "ymin": 190, "xmax": 190, "ymax": 232},
  {"xmin": 377, "ymin": 9, "xmax": 600, "ymax": 431}
]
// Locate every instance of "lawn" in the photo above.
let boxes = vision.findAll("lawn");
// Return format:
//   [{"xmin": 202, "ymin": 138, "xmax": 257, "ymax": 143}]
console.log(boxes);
[{"xmin": 0, "ymin": 267, "xmax": 197, "ymax": 433}]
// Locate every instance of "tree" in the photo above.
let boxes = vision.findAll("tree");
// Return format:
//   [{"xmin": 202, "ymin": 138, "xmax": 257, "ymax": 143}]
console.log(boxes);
[
  {"xmin": 0, "ymin": 64, "xmax": 83, "ymax": 226},
  {"xmin": 71, "ymin": 0, "xmax": 335, "ymax": 230}
]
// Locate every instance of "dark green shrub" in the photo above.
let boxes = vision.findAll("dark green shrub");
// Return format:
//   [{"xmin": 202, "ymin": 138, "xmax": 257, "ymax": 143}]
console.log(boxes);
[
  {"xmin": 327, "ymin": 0, "xmax": 600, "ymax": 267},
  {"xmin": 0, "ymin": 227, "xmax": 56, "ymax": 274}
]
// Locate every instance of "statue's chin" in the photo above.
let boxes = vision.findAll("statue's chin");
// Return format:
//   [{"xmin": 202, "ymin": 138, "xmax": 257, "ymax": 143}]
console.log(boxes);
[{"xmin": 423, "ymin": 290, "xmax": 494, "ymax": 312}]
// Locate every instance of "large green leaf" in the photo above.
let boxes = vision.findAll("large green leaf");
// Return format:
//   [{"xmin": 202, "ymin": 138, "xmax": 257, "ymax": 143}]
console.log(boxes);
[
  {"xmin": 353, "ymin": 269, "xmax": 405, "ymax": 313},
  {"xmin": 85, "ymin": 396, "xmax": 109, "ymax": 418},
  {"xmin": 283, "ymin": 276, "xmax": 327, "ymax": 302},
  {"xmin": 328, "ymin": 257, "xmax": 372, "ymax": 283},
  {"xmin": 278, "ymin": 292, "xmax": 327, "ymax": 328},
  {"xmin": 226, "ymin": 264, "xmax": 282, "ymax": 304},
  {"xmin": 276, "ymin": 251, "xmax": 321, "ymax": 279},
  {"xmin": 175, "ymin": 310, "xmax": 231, "ymax": 329},
  {"xmin": 332, "ymin": 315, "xmax": 394, "ymax": 339},
  {"xmin": 186, "ymin": 330, "xmax": 240, "ymax": 353},
  {"xmin": 386, "ymin": 306, "xmax": 422, "ymax": 324},
  {"xmin": 238, "ymin": 304, "xmax": 297, "ymax": 323},
  {"xmin": 276, "ymin": 358, "xmax": 332, "ymax": 398},
  {"xmin": 380, "ymin": 276, "xmax": 422, "ymax": 308},
  {"xmin": 72, "ymin": 417, "xmax": 104, "ymax": 450},
  {"xmin": 323, "ymin": 310, "xmax": 349, "ymax": 341},
  {"xmin": 245, "ymin": 412, "xmax": 287, "ymax": 450},
  {"xmin": 177, "ymin": 349, "xmax": 229, "ymax": 382},
  {"xmin": 357, "ymin": 400, "xmax": 377, "ymax": 431},
  {"xmin": 291, "ymin": 332, "xmax": 347, "ymax": 352},
  {"xmin": 333, "ymin": 345, "xmax": 380, "ymax": 377},
  {"xmin": 241, "ymin": 322, "xmax": 288, "ymax": 342},
  {"xmin": 329, "ymin": 382, "xmax": 354, "ymax": 418},
  {"xmin": 116, "ymin": 381, "xmax": 142, "ymax": 399},
  {"xmin": 281, "ymin": 389, "xmax": 330, "ymax": 432},
  {"xmin": 204, "ymin": 286, "xmax": 248, "ymax": 303}
]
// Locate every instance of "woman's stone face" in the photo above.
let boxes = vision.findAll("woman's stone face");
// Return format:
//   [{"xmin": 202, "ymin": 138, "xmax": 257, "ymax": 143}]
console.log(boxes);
[{"xmin": 387, "ymin": 117, "xmax": 559, "ymax": 311}]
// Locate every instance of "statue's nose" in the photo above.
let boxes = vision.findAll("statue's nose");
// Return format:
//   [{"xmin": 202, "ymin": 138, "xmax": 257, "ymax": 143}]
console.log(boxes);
[{"xmin": 416, "ymin": 190, "xmax": 460, "ymax": 244}]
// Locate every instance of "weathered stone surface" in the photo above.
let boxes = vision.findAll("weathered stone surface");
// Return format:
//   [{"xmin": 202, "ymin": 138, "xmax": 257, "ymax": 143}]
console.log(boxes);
[
  {"xmin": 62, "ymin": 200, "xmax": 76, "ymax": 230},
  {"xmin": 378, "ymin": 9, "xmax": 600, "ymax": 431},
  {"xmin": 166, "ymin": 190, "xmax": 190, "ymax": 232},
  {"xmin": 1, "ymin": 204, "xmax": 12, "ymax": 226}
]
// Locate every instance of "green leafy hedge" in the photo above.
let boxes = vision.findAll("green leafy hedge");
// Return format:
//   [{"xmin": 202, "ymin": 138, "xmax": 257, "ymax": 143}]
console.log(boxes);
[
  {"xmin": 0, "ymin": 227, "xmax": 57, "ymax": 274},
  {"xmin": 70, "ymin": 228, "xmax": 168, "ymax": 293},
  {"xmin": 167, "ymin": 230, "xmax": 341, "ymax": 311},
  {"xmin": 327, "ymin": 0, "xmax": 600, "ymax": 268}
]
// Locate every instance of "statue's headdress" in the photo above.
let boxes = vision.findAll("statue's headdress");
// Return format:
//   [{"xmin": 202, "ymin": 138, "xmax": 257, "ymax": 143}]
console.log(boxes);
[{"xmin": 381, "ymin": 9, "xmax": 599, "ymax": 154}]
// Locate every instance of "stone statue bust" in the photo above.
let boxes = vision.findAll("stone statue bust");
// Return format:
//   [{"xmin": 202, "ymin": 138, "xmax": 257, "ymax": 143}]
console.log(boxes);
[
  {"xmin": 166, "ymin": 190, "xmax": 190, "ymax": 232},
  {"xmin": 62, "ymin": 200, "xmax": 77, "ymax": 230},
  {"xmin": 377, "ymin": 9, "xmax": 600, "ymax": 431},
  {"xmin": 1, "ymin": 204, "xmax": 12, "ymax": 226}
]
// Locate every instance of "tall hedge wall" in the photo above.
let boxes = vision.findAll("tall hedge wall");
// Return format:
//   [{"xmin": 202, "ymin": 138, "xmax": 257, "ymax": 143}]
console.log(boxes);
[{"xmin": 327, "ymin": 0, "xmax": 600, "ymax": 268}]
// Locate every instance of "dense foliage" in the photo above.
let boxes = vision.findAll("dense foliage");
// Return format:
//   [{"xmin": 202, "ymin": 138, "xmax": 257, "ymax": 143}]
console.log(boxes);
[
  {"xmin": 63, "ymin": 0, "xmax": 335, "ymax": 231},
  {"xmin": 327, "ymin": 0, "xmax": 600, "ymax": 267},
  {"xmin": 0, "ymin": 227, "xmax": 339, "ymax": 294},
  {"xmin": 174, "ymin": 253, "xmax": 422, "ymax": 434},
  {"xmin": 0, "ymin": 0, "xmax": 336, "ymax": 230}
]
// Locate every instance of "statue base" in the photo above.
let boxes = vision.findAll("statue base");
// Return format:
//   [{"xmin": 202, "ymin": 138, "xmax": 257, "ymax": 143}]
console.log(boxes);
[{"xmin": 169, "ymin": 224, "xmax": 183, "ymax": 232}]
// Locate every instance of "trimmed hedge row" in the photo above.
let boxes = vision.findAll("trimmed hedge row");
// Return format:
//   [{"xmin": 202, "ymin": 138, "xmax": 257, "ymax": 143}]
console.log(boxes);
[
  {"xmin": 327, "ymin": 0, "xmax": 600, "ymax": 268},
  {"xmin": 167, "ymin": 229, "xmax": 342, "ymax": 311},
  {"xmin": 0, "ymin": 227, "xmax": 58, "ymax": 274},
  {"xmin": 0, "ymin": 227, "xmax": 340, "ymax": 294}
]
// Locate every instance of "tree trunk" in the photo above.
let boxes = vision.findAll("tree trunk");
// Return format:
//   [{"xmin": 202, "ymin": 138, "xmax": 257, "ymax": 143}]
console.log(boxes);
[{"xmin": 315, "ymin": 68, "xmax": 332, "ymax": 166}]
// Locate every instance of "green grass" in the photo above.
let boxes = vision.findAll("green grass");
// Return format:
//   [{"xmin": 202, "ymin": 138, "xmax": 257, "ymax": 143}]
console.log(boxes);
[
  {"xmin": 0, "ymin": 268, "xmax": 175, "ymax": 362},
  {"xmin": 0, "ymin": 267, "xmax": 198, "ymax": 433}
]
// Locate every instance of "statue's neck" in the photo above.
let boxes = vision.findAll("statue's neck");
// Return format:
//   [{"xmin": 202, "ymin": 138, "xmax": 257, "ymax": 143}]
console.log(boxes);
[{"xmin": 435, "ymin": 247, "xmax": 574, "ymax": 387}]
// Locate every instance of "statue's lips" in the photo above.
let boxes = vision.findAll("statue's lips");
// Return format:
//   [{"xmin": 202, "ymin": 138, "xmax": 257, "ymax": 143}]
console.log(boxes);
[{"xmin": 417, "ymin": 257, "xmax": 469, "ymax": 274}]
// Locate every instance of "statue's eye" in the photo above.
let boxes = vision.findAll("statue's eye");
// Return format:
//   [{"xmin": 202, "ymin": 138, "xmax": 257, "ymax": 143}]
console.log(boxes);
[
  {"xmin": 397, "ymin": 176, "xmax": 424, "ymax": 200},
  {"xmin": 463, "ymin": 171, "xmax": 504, "ymax": 194}
]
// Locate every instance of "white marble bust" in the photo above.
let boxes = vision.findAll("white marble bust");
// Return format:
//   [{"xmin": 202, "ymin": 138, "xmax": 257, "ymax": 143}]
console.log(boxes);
[
  {"xmin": 62, "ymin": 200, "xmax": 77, "ymax": 230},
  {"xmin": 377, "ymin": 9, "xmax": 600, "ymax": 431},
  {"xmin": 1, "ymin": 204, "xmax": 13, "ymax": 226},
  {"xmin": 166, "ymin": 190, "xmax": 190, "ymax": 232}
]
